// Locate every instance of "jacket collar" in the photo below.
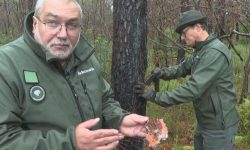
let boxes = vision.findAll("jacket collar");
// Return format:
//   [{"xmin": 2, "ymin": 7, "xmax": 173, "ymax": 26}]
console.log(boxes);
[
  {"xmin": 23, "ymin": 12, "xmax": 95, "ymax": 65},
  {"xmin": 194, "ymin": 34, "xmax": 217, "ymax": 51}
]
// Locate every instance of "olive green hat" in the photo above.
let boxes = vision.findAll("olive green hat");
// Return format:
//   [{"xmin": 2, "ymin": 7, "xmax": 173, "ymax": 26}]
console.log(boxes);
[{"xmin": 175, "ymin": 10, "xmax": 207, "ymax": 34}]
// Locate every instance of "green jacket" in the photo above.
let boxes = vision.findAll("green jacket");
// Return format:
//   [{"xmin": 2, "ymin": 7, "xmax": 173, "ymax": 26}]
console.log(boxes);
[
  {"xmin": 155, "ymin": 35, "xmax": 240, "ymax": 130},
  {"xmin": 0, "ymin": 12, "xmax": 127, "ymax": 150}
]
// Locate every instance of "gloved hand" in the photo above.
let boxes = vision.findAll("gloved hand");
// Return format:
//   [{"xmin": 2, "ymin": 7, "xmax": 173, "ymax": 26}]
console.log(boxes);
[
  {"xmin": 134, "ymin": 82, "xmax": 156, "ymax": 101},
  {"xmin": 151, "ymin": 67, "xmax": 169, "ymax": 80}
]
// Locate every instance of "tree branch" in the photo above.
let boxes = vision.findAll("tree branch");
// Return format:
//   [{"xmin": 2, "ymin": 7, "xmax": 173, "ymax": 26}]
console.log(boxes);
[
  {"xmin": 232, "ymin": 30, "xmax": 250, "ymax": 37},
  {"xmin": 207, "ymin": 1, "xmax": 244, "ymax": 62},
  {"xmin": 148, "ymin": 18, "xmax": 186, "ymax": 50},
  {"xmin": 220, "ymin": 30, "xmax": 250, "ymax": 39}
]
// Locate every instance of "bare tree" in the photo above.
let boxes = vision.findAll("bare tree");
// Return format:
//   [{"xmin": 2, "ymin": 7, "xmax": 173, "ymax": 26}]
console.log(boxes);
[
  {"xmin": 0, "ymin": 0, "xmax": 36, "ymax": 37},
  {"xmin": 80, "ymin": 0, "xmax": 113, "ymax": 41},
  {"xmin": 112, "ymin": 0, "xmax": 147, "ymax": 149}
]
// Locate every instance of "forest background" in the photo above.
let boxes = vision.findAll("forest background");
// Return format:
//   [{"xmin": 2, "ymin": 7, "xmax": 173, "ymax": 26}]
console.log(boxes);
[{"xmin": 0, "ymin": 0, "xmax": 249, "ymax": 149}]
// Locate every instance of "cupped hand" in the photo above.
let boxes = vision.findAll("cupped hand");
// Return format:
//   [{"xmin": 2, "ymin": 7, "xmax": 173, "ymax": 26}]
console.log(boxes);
[
  {"xmin": 75, "ymin": 118, "xmax": 124, "ymax": 150},
  {"xmin": 120, "ymin": 114, "xmax": 148, "ymax": 137}
]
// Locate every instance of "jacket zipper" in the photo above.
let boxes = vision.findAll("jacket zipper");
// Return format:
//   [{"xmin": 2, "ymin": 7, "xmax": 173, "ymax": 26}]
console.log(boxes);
[
  {"xmin": 81, "ymin": 81, "xmax": 96, "ymax": 118},
  {"xmin": 65, "ymin": 75, "xmax": 86, "ymax": 122},
  {"xmin": 216, "ymin": 87, "xmax": 225, "ymax": 129},
  {"xmin": 219, "ymin": 99, "xmax": 225, "ymax": 129}
]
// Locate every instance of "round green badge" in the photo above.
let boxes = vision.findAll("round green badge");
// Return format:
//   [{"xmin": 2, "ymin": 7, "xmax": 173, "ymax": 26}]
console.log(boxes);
[{"xmin": 30, "ymin": 85, "xmax": 46, "ymax": 102}]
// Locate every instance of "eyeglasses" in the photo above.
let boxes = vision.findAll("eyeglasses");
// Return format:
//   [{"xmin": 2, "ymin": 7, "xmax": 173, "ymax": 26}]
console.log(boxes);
[
  {"xmin": 35, "ymin": 16, "xmax": 81, "ymax": 35},
  {"xmin": 182, "ymin": 26, "xmax": 191, "ymax": 36}
]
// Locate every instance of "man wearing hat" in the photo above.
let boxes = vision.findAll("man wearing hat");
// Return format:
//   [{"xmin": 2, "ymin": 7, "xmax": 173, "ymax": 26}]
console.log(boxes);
[{"xmin": 135, "ymin": 10, "xmax": 240, "ymax": 149}]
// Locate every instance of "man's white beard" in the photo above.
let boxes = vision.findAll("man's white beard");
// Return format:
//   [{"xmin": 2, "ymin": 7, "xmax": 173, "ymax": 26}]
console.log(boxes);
[{"xmin": 33, "ymin": 29, "xmax": 80, "ymax": 60}]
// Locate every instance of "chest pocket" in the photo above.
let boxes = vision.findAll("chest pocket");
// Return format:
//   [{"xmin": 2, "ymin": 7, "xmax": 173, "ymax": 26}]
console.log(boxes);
[{"xmin": 75, "ymin": 65, "xmax": 102, "ymax": 119}]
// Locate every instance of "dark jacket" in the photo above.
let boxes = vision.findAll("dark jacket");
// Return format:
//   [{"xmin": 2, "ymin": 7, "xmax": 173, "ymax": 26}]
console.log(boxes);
[
  {"xmin": 155, "ymin": 35, "xmax": 240, "ymax": 130},
  {"xmin": 0, "ymin": 12, "xmax": 127, "ymax": 150}
]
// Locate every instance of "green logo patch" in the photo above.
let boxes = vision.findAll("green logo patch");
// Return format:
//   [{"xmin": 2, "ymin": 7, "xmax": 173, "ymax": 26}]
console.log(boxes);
[
  {"xmin": 24, "ymin": 71, "xmax": 38, "ymax": 83},
  {"xmin": 30, "ymin": 86, "xmax": 45, "ymax": 102}
]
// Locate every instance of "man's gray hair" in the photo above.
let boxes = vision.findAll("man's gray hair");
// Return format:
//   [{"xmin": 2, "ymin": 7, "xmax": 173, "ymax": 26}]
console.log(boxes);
[{"xmin": 34, "ymin": 0, "xmax": 83, "ymax": 19}]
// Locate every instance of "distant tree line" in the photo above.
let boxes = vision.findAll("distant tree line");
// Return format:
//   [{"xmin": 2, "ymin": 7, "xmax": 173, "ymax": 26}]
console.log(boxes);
[{"xmin": 0, "ymin": 0, "xmax": 249, "ymax": 39}]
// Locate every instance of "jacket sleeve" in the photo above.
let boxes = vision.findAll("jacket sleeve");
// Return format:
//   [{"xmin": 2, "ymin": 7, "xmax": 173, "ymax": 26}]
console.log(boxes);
[
  {"xmin": 162, "ymin": 56, "xmax": 193, "ymax": 80},
  {"xmin": 154, "ymin": 49, "xmax": 228, "ymax": 106},
  {"xmin": 0, "ymin": 77, "xmax": 76, "ymax": 150},
  {"xmin": 101, "ymin": 78, "xmax": 128, "ymax": 130}
]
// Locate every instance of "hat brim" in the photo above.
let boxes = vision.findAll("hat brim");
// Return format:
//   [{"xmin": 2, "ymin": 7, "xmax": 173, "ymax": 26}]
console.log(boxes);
[{"xmin": 175, "ymin": 17, "xmax": 207, "ymax": 34}]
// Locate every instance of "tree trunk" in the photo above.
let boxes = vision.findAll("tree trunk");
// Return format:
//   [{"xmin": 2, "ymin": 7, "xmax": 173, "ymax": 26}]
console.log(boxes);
[
  {"xmin": 235, "ymin": 22, "xmax": 239, "ymax": 41},
  {"xmin": 239, "ymin": 52, "xmax": 250, "ymax": 104},
  {"xmin": 112, "ymin": 0, "xmax": 147, "ymax": 149}
]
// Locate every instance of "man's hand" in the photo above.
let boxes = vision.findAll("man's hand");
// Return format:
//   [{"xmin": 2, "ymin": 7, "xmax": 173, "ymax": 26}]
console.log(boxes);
[
  {"xmin": 151, "ymin": 67, "xmax": 169, "ymax": 80},
  {"xmin": 134, "ymin": 82, "xmax": 156, "ymax": 101},
  {"xmin": 75, "ymin": 118, "xmax": 124, "ymax": 150},
  {"xmin": 120, "ymin": 114, "xmax": 148, "ymax": 137}
]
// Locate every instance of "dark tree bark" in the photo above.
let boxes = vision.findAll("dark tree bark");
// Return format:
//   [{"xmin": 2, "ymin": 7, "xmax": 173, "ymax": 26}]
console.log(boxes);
[
  {"xmin": 239, "ymin": 52, "xmax": 250, "ymax": 104},
  {"xmin": 112, "ymin": 0, "xmax": 147, "ymax": 149}
]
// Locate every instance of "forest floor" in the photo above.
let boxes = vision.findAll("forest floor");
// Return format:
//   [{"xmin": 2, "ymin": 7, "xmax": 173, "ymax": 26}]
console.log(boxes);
[{"xmin": 146, "ymin": 102, "xmax": 250, "ymax": 150}]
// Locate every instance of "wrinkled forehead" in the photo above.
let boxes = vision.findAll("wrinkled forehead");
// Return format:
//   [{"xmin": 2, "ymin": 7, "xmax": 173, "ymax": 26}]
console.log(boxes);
[{"xmin": 39, "ymin": 0, "xmax": 81, "ymax": 19}]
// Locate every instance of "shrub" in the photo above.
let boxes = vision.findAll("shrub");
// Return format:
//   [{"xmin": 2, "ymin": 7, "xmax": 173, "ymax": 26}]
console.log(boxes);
[{"xmin": 0, "ymin": 33, "xmax": 14, "ymax": 46}]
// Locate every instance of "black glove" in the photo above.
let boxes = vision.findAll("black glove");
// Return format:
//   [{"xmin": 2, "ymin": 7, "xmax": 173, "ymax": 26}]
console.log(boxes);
[
  {"xmin": 151, "ymin": 67, "xmax": 169, "ymax": 80},
  {"xmin": 134, "ymin": 82, "xmax": 156, "ymax": 101}
]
